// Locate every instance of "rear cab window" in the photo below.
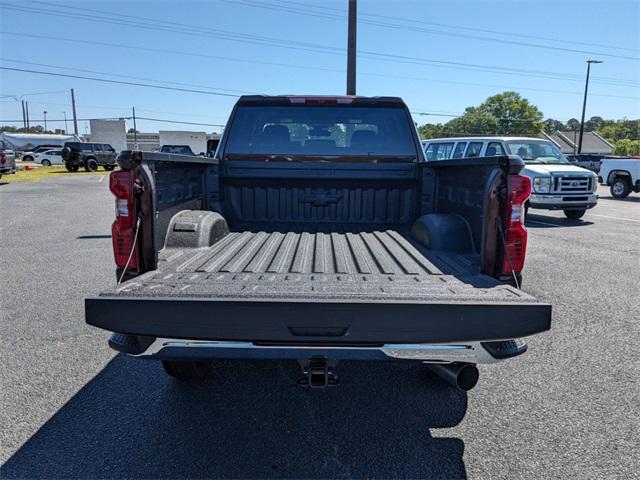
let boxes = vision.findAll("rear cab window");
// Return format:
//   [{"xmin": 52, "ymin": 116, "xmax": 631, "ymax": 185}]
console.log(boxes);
[
  {"xmin": 425, "ymin": 142, "xmax": 455, "ymax": 161},
  {"xmin": 224, "ymin": 105, "xmax": 418, "ymax": 161}
]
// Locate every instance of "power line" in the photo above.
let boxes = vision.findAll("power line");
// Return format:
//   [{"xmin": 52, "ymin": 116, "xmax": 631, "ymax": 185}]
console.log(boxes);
[
  {"xmin": 223, "ymin": 0, "xmax": 640, "ymax": 61},
  {"xmin": 0, "ymin": 66, "xmax": 242, "ymax": 97},
  {"xmin": 2, "ymin": 3, "xmax": 637, "ymax": 88},
  {"xmin": 0, "ymin": 98, "xmax": 231, "ymax": 120},
  {"xmin": 2, "ymin": 52, "xmax": 637, "ymax": 105},
  {"xmin": 1, "ymin": 34, "xmax": 636, "ymax": 96},
  {"xmin": 1, "ymin": 3, "xmax": 344, "ymax": 56},
  {"xmin": 0, "ymin": 58, "xmax": 258, "ymax": 95},
  {"xmin": 135, "ymin": 117, "xmax": 225, "ymax": 127},
  {"xmin": 272, "ymin": 0, "xmax": 638, "ymax": 53}
]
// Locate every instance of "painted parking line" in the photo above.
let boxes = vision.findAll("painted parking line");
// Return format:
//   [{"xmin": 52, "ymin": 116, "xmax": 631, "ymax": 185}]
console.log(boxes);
[
  {"xmin": 99, "ymin": 175, "xmax": 105, "ymax": 183},
  {"xmin": 587, "ymin": 213, "xmax": 640, "ymax": 223}
]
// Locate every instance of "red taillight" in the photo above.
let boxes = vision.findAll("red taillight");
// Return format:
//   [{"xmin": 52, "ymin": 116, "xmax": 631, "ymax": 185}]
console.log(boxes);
[
  {"xmin": 502, "ymin": 175, "xmax": 531, "ymax": 275},
  {"xmin": 0, "ymin": 152, "xmax": 6, "ymax": 165},
  {"xmin": 109, "ymin": 170, "xmax": 139, "ymax": 271}
]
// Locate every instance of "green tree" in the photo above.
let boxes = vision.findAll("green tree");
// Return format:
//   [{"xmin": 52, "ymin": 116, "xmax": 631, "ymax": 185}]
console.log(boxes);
[
  {"xmin": 127, "ymin": 128, "xmax": 139, "ymax": 133},
  {"xmin": 586, "ymin": 116, "xmax": 604, "ymax": 131},
  {"xmin": 598, "ymin": 119, "xmax": 640, "ymax": 142},
  {"xmin": 613, "ymin": 139, "xmax": 640, "ymax": 156},
  {"xmin": 416, "ymin": 92, "xmax": 544, "ymax": 138},
  {"xmin": 474, "ymin": 91, "xmax": 543, "ymax": 135},
  {"xmin": 543, "ymin": 118, "xmax": 565, "ymax": 133},
  {"xmin": 441, "ymin": 108, "xmax": 499, "ymax": 136},
  {"xmin": 417, "ymin": 123, "xmax": 445, "ymax": 139},
  {"xmin": 566, "ymin": 118, "xmax": 580, "ymax": 131}
]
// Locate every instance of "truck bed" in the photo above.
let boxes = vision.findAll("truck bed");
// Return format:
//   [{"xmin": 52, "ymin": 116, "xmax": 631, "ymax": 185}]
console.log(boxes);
[{"xmin": 87, "ymin": 229, "xmax": 551, "ymax": 344}]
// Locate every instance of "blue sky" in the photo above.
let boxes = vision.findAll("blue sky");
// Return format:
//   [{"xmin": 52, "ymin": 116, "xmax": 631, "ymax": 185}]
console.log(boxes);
[{"xmin": 1, "ymin": 0, "xmax": 639, "ymax": 134}]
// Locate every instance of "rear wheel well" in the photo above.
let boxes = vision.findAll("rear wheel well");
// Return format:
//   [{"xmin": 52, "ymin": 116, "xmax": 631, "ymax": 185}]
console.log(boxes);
[{"xmin": 608, "ymin": 169, "xmax": 631, "ymax": 184}]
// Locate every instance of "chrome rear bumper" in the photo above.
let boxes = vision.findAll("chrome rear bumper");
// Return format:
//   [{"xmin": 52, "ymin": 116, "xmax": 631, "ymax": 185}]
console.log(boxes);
[{"xmin": 129, "ymin": 338, "xmax": 514, "ymax": 364}]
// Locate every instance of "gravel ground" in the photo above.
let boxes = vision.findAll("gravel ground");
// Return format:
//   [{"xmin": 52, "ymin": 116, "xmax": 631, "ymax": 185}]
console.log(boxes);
[{"xmin": 1, "ymin": 176, "xmax": 638, "ymax": 479}]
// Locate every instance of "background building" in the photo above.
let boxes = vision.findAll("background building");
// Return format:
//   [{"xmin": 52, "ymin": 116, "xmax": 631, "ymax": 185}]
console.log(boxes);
[
  {"xmin": 542, "ymin": 131, "xmax": 614, "ymax": 155},
  {"xmin": 88, "ymin": 119, "xmax": 127, "ymax": 151}
]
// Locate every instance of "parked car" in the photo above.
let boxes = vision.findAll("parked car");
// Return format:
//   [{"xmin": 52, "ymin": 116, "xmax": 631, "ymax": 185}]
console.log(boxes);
[
  {"xmin": 61, "ymin": 142, "xmax": 117, "ymax": 172},
  {"xmin": 598, "ymin": 157, "xmax": 640, "ymax": 199},
  {"xmin": 422, "ymin": 136, "xmax": 598, "ymax": 219},
  {"xmin": 159, "ymin": 145, "xmax": 196, "ymax": 155},
  {"xmin": 34, "ymin": 149, "xmax": 64, "ymax": 166},
  {"xmin": 85, "ymin": 95, "xmax": 551, "ymax": 391},
  {"xmin": 0, "ymin": 140, "xmax": 17, "ymax": 180},
  {"xmin": 20, "ymin": 145, "xmax": 62, "ymax": 162}
]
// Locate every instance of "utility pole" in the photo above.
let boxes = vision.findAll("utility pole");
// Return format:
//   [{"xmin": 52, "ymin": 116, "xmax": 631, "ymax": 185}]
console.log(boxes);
[
  {"xmin": 43, "ymin": 111, "xmax": 48, "ymax": 131},
  {"xmin": 132, "ymin": 106, "xmax": 138, "ymax": 148},
  {"xmin": 578, "ymin": 60, "xmax": 603, "ymax": 154},
  {"xmin": 21, "ymin": 100, "xmax": 26, "ymax": 129},
  {"xmin": 71, "ymin": 88, "xmax": 79, "ymax": 135},
  {"xmin": 63, "ymin": 111, "xmax": 68, "ymax": 133},
  {"xmin": 346, "ymin": 0, "xmax": 357, "ymax": 95},
  {"xmin": 25, "ymin": 101, "xmax": 30, "ymax": 130}
]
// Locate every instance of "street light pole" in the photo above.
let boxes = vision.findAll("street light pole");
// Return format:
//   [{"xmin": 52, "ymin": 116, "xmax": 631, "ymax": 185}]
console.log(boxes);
[
  {"xmin": 43, "ymin": 110, "xmax": 48, "ymax": 131},
  {"xmin": 578, "ymin": 59, "xmax": 603, "ymax": 154},
  {"xmin": 63, "ymin": 111, "xmax": 68, "ymax": 133}
]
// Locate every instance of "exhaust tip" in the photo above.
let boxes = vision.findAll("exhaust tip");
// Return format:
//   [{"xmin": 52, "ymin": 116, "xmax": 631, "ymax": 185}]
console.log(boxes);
[
  {"xmin": 455, "ymin": 364, "xmax": 479, "ymax": 391},
  {"xmin": 427, "ymin": 362, "xmax": 479, "ymax": 391}
]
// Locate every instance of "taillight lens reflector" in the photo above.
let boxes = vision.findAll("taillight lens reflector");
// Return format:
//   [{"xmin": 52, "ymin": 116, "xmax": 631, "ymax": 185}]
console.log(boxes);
[
  {"xmin": 109, "ymin": 170, "xmax": 138, "ymax": 270},
  {"xmin": 502, "ymin": 175, "xmax": 531, "ymax": 274}
]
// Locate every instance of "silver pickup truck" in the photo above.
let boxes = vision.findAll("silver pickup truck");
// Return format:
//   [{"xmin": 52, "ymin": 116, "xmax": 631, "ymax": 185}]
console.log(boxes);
[{"xmin": 0, "ymin": 140, "xmax": 17, "ymax": 180}]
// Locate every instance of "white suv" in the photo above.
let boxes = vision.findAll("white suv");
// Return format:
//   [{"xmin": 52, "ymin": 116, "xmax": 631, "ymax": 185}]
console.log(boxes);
[{"xmin": 422, "ymin": 136, "xmax": 598, "ymax": 219}]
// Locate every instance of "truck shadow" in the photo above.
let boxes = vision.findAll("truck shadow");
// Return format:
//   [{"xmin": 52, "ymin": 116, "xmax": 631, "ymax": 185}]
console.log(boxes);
[
  {"xmin": 525, "ymin": 213, "xmax": 594, "ymax": 228},
  {"xmin": 598, "ymin": 194, "xmax": 640, "ymax": 203},
  {"xmin": 1, "ymin": 355, "xmax": 468, "ymax": 479}
]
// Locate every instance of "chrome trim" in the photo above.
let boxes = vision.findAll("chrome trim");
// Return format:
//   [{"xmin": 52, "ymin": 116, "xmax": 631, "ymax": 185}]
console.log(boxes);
[{"xmin": 136, "ymin": 339, "xmax": 502, "ymax": 364}]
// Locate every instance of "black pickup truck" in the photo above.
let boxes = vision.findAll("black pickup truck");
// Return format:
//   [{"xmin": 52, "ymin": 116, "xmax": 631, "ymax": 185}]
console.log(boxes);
[{"xmin": 86, "ymin": 95, "xmax": 551, "ymax": 390}]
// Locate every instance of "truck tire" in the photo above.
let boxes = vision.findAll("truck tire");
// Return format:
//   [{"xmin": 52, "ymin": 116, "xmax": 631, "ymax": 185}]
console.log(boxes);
[
  {"xmin": 84, "ymin": 158, "xmax": 98, "ymax": 172},
  {"xmin": 103, "ymin": 165, "xmax": 116, "ymax": 171},
  {"xmin": 162, "ymin": 360, "xmax": 211, "ymax": 381},
  {"xmin": 65, "ymin": 163, "xmax": 79, "ymax": 172},
  {"xmin": 610, "ymin": 177, "xmax": 631, "ymax": 199},
  {"xmin": 564, "ymin": 209, "xmax": 586, "ymax": 219},
  {"xmin": 22, "ymin": 155, "xmax": 34, "ymax": 162},
  {"xmin": 41, "ymin": 159, "xmax": 51, "ymax": 167}
]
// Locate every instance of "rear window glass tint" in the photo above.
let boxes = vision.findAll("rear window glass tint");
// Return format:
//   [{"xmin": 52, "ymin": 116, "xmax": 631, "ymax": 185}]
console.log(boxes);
[
  {"xmin": 486, "ymin": 142, "xmax": 505, "ymax": 156},
  {"xmin": 425, "ymin": 142, "xmax": 454, "ymax": 161},
  {"xmin": 452, "ymin": 142, "xmax": 467, "ymax": 158},
  {"xmin": 466, "ymin": 142, "xmax": 483, "ymax": 157}
]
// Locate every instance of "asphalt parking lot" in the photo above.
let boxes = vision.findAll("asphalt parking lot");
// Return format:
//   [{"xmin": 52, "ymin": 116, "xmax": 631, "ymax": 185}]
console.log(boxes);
[{"xmin": 1, "ymin": 174, "xmax": 638, "ymax": 479}]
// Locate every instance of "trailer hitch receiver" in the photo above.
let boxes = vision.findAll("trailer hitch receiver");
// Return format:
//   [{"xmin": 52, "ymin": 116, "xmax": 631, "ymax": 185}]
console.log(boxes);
[{"xmin": 298, "ymin": 357, "xmax": 339, "ymax": 388}]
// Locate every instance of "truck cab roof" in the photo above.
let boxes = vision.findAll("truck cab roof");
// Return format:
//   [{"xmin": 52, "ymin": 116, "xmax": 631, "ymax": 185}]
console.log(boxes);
[{"xmin": 236, "ymin": 95, "xmax": 406, "ymax": 107}]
